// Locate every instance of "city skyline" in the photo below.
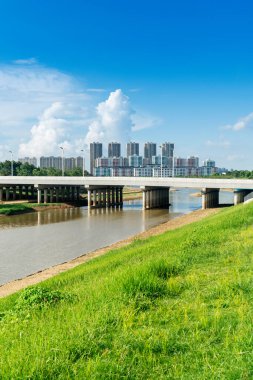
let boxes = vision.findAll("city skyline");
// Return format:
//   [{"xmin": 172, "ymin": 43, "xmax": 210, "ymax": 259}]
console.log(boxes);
[{"xmin": 1, "ymin": 1, "xmax": 253, "ymax": 169}]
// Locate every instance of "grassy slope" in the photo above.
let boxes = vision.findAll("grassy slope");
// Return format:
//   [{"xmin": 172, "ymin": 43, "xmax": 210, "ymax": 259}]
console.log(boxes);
[{"xmin": 1, "ymin": 204, "xmax": 253, "ymax": 378}]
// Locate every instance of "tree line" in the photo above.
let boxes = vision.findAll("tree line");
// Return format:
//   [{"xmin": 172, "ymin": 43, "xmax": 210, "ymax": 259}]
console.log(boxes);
[{"xmin": 0, "ymin": 161, "xmax": 90, "ymax": 176}]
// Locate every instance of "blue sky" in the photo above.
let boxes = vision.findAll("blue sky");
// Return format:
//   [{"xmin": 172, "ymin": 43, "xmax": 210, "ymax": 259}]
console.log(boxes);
[{"xmin": 1, "ymin": 0, "xmax": 253, "ymax": 169}]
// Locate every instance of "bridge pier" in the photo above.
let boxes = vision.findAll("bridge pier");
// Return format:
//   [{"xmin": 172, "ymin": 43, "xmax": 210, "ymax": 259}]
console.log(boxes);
[
  {"xmin": 233, "ymin": 189, "xmax": 252, "ymax": 205},
  {"xmin": 141, "ymin": 186, "xmax": 170, "ymax": 210},
  {"xmin": 201, "ymin": 188, "xmax": 220, "ymax": 209},
  {"xmin": 86, "ymin": 186, "xmax": 124, "ymax": 209}
]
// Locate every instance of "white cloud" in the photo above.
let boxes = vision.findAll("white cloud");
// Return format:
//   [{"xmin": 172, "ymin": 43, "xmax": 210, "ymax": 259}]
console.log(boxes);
[
  {"xmin": 206, "ymin": 139, "xmax": 230, "ymax": 148},
  {"xmin": 19, "ymin": 102, "xmax": 70, "ymax": 157},
  {"xmin": 222, "ymin": 112, "xmax": 253, "ymax": 131},
  {"xmin": 85, "ymin": 89, "xmax": 134, "ymax": 146},
  {"xmin": 13, "ymin": 58, "xmax": 38, "ymax": 65},
  {"xmin": 0, "ymin": 62, "xmax": 90, "ymax": 158}
]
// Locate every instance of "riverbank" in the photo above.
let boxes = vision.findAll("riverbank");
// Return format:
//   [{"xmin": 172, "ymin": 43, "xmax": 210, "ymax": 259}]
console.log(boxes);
[
  {"xmin": 0, "ymin": 202, "xmax": 79, "ymax": 216},
  {"xmin": 1, "ymin": 203, "xmax": 253, "ymax": 378},
  {"xmin": 0, "ymin": 208, "xmax": 218, "ymax": 297}
]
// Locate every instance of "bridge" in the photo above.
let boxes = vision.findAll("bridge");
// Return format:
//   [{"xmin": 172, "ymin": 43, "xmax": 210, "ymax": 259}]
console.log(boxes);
[{"xmin": 0, "ymin": 176, "xmax": 253, "ymax": 209}]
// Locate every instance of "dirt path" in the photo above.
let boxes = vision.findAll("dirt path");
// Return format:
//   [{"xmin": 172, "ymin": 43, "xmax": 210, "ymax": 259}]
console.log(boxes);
[{"xmin": 0, "ymin": 208, "xmax": 219, "ymax": 298}]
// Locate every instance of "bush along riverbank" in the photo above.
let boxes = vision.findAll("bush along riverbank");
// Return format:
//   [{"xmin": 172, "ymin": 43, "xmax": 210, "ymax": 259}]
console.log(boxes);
[{"xmin": 1, "ymin": 203, "xmax": 253, "ymax": 378}]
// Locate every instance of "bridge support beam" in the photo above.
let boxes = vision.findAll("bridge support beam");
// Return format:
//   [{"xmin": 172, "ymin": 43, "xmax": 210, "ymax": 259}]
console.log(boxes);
[
  {"xmin": 201, "ymin": 188, "xmax": 220, "ymax": 209},
  {"xmin": 141, "ymin": 186, "xmax": 170, "ymax": 210}
]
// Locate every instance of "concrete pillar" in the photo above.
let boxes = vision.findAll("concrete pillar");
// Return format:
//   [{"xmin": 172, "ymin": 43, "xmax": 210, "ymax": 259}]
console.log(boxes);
[
  {"xmin": 103, "ymin": 189, "xmax": 107, "ymax": 207},
  {"xmin": 50, "ymin": 188, "xmax": 54, "ymax": 203},
  {"xmin": 37, "ymin": 189, "xmax": 42, "ymax": 204},
  {"xmin": 44, "ymin": 189, "xmax": 48, "ymax": 204},
  {"xmin": 98, "ymin": 190, "xmax": 101, "ymax": 207},
  {"xmin": 0, "ymin": 188, "xmax": 3, "ymax": 201},
  {"xmin": 25, "ymin": 186, "xmax": 29, "ymax": 199},
  {"xmin": 13, "ymin": 187, "xmax": 16, "ymax": 200},
  {"xmin": 111, "ymin": 188, "xmax": 114, "ymax": 207},
  {"xmin": 87, "ymin": 190, "xmax": 91, "ymax": 209},
  {"xmin": 55, "ymin": 188, "xmax": 59, "ymax": 203},
  {"xmin": 31, "ymin": 187, "xmax": 35, "ymax": 200},
  {"xmin": 201, "ymin": 188, "xmax": 219, "ymax": 209},
  {"xmin": 120, "ymin": 187, "xmax": 123, "ymax": 207},
  {"xmin": 76, "ymin": 187, "xmax": 80, "ymax": 202},
  {"xmin": 234, "ymin": 190, "xmax": 249, "ymax": 205},
  {"xmin": 93, "ymin": 190, "xmax": 97, "ymax": 207},
  {"xmin": 6, "ymin": 188, "xmax": 10, "ymax": 201}
]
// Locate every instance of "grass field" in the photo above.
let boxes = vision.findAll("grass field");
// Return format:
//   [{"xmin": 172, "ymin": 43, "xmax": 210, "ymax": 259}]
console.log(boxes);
[{"xmin": 1, "ymin": 203, "xmax": 253, "ymax": 378}]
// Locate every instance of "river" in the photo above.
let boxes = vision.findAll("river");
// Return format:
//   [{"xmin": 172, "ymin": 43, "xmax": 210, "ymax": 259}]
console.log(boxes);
[{"xmin": 0, "ymin": 189, "xmax": 233, "ymax": 285}]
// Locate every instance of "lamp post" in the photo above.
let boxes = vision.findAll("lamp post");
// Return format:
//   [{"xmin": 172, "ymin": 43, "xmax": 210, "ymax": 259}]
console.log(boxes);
[
  {"xmin": 60, "ymin": 146, "xmax": 64, "ymax": 176},
  {"xmin": 81, "ymin": 149, "xmax": 85, "ymax": 177},
  {"xmin": 9, "ymin": 150, "xmax": 13, "ymax": 176},
  {"xmin": 159, "ymin": 145, "xmax": 163, "ymax": 178}
]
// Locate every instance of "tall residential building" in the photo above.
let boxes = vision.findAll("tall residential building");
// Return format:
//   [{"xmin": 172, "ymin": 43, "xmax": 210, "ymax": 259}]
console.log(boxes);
[
  {"xmin": 161, "ymin": 142, "xmax": 174, "ymax": 158},
  {"xmin": 40, "ymin": 156, "xmax": 62, "ymax": 170},
  {"xmin": 18, "ymin": 157, "xmax": 37, "ymax": 167},
  {"xmin": 108, "ymin": 142, "xmax": 121, "ymax": 158},
  {"xmin": 90, "ymin": 142, "xmax": 102, "ymax": 174},
  {"xmin": 126, "ymin": 142, "xmax": 139, "ymax": 157},
  {"xmin": 144, "ymin": 142, "xmax": 156, "ymax": 164}
]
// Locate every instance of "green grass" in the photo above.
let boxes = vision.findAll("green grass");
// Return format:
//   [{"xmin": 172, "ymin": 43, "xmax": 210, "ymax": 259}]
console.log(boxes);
[
  {"xmin": 1, "ymin": 204, "xmax": 253, "ymax": 378},
  {"xmin": 0, "ymin": 203, "xmax": 62, "ymax": 215}
]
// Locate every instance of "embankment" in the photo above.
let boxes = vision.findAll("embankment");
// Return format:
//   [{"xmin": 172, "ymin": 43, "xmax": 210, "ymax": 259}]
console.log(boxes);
[{"xmin": 1, "ymin": 203, "xmax": 253, "ymax": 378}]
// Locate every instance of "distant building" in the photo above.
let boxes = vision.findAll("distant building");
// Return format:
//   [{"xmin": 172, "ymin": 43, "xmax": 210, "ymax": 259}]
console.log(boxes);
[
  {"xmin": 126, "ymin": 142, "xmax": 139, "ymax": 157},
  {"xmin": 144, "ymin": 142, "xmax": 156, "ymax": 164},
  {"xmin": 161, "ymin": 142, "xmax": 174, "ymax": 158},
  {"xmin": 40, "ymin": 156, "xmax": 62, "ymax": 170},
  {"xmin": 203, "ymin": 159, "xmax": 215, "ymax": 168},
  {"xmin": 90, "ymin": 142, "xmax": 102, "ymax": 175},
  {"xmin": 108, "ymin": 142, "xmax": 121, "ymax": 158},
  {"xmin": 152, "ymin": 156, "xmax": 169, "ymax": 166},
  {"xmin": 18, "ymin": 157, "xmax": 37, "ymax": 167},
  {"xmin": 128, "ymin": 155, "xmax": 143, "ymax": 167},
  {"xmin": 40, "ymin": 156, "xmax": 83, "ymax": 171},
  {"xmin": 75, "ymin": 156, "xmax": 84, "ymax": 170}
]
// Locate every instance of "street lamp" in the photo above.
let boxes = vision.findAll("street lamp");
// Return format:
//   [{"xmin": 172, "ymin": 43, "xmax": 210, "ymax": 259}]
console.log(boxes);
[
  {"xmin": 9, "ymin": 150, "xmax": 13, "ymax": 176},
  {"xmin": 81, "ymin": 149, "xmax": 85, "ymax": 177},
  {"xmin": 159, "ymin": 145, "xmax": 163, "ymax": 178},
  {"xmin": 59, "ymin": 146, "xmax": 64, "ymax": 176}
]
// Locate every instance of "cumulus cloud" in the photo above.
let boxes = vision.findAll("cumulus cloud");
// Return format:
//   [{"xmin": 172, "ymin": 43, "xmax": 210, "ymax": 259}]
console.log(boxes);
[
  {"xmin": 223, "ymin": 112, "xmax": 253, "ymax": 131},
  {"xmin": 18, "ymin": 102, "xmax": 71, "ymax": 157},
  {"xmin": 0, "ymin": 62, "xmax": 90, "ymax": 158},
  {"xmin": 85, "ymin": 89, "xmax": 134, "ymax": 146}
]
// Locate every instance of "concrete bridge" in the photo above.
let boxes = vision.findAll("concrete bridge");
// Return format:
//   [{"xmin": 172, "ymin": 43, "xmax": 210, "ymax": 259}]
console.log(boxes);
[{"xmin": 0, "ymin": 176, "xmax": 253, "ymax": 210}]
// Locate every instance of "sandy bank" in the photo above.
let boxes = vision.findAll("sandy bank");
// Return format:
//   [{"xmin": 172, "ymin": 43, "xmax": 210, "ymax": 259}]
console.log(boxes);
[{"xmin": 0, "ymin": 208, "xmax": 219, "ymax": 298}]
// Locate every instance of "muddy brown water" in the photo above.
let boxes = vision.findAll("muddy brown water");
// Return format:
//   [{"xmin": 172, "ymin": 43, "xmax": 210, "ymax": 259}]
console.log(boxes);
[{"xmin": 0, "ymin": 189, "xmax": 233, "ymax": 285}]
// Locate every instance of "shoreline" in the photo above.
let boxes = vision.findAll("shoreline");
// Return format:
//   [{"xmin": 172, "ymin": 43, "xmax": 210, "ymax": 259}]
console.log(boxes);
[{"xmin": 0, "ymin": 207, "xmax": 219, "ymax": 298}]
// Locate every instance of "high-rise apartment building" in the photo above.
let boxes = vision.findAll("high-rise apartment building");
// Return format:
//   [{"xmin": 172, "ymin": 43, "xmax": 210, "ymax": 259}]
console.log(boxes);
[
  {"xmin": 126, "ymin": 142, "xmax": 139, "ymax": 157},
  {"xmin": 18, "ymin": 157, "xmax": 37, "ymax": 167},
  {"xmin": 161, "ymin": 142, "xmax": 174, "ymax": 158},
  {"xmin": 108, "ymin": 142, "xmax": 121, "ymax": 158},
  {"xmin": 90, "ymin": 142, "xmax": 102, "ymax": 174},
  {"xmin": 40, "ymin": 156, "xmax": 62, "ymax": 170},
  {"xmin": 144, "ymin": 142, "xmax": 156, "ymax": 164}
]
